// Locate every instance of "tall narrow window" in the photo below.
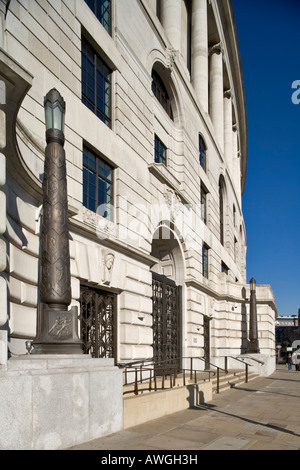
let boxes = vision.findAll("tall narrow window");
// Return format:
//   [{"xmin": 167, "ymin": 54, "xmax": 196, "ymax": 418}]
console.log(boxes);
[
  {"xmin": 199, "ymin": 135, "xmax": 206, "ymax": 171},
  {"xmin": 200, "ymin": 184, "xmax": 207, "ymax": 224},
  {"xmin": 234, "ymin": 236, "xmax": 238, "ymax": 263},
  {"xmin": 83, "ymin": 146, "xmax": 114, "ymax": 220},
  {"xmin": 152, "ymin": 69, "xmax": 173, "ymax": 120},
  {"xmin": 202, "ymin": 244, "xmax": 209, "ymax": 278},
  {"xmin": 219, "ymin": 178, "xmax": 224, "ymax": 245},
  {"xmin": 156, "ymin": 0, "xmax": 162, "ymax": 21},
  {"xmin": 221, "ymin": 262, "xmax": 229, "ymax": 275},
  {"xmin": 84, "ymin": 0, "xmax": 111, "ymax": 34},
  {"xmin": 233, "ymin": 204, "xmax": 236, "ymax": 227},
  {"xmin": 82, "ymin": 37, "xmax": 112, "ymax": 127},
  {"xmin": 154, "ymin": 135, "xmax": 167, "ymax": 165},
  {"xmin": 185, "ymin": 0, "xmax": 192, "ymax": 73}
]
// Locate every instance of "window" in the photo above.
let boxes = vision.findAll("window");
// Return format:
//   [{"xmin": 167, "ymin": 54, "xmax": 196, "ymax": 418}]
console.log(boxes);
[
  {"xmin": 199, "ymin": 135, "xmax": 206, "ymax": 171},
  {"xmin": 202, "ymin": 244, "xmax": 209, "ymax": 278},
  {"xmin": 83, "ymin": 146, "xmax": 113, "ymax": 220},
  {"xmin": 234, "ymin": 236, "xmax": 238, "ymax": 263},
  {"xmin": 82, "ymin": 37, "xmax": 112, "ymax": 127},
  {"xmin": 156, "ymin": 0, "xmax": 162, "ymax": 21},
  {"xmin": 152, "ymin": 69, "xmax": 173, "ymax": 120},
  {"xmin": 219, "ymin": 177, "xmax": 224, "ymax": 245},
  {"xmin": 155, "ymin": 135, "xmax": 167, "ymax": 165},
  {"xmin": 221, "ymin": 262, "xmax": 229, "ymax": 275},
  {"xmin": 185, "ymin": 0, "xmax": 192, "ymax": 73},
  {"xmin": 200, "ymin": 184, "xmax": 207, "ymax": 224},
  {"xmin": 84, "ymin": 0, "xmax": 111, "ymax": 34}
]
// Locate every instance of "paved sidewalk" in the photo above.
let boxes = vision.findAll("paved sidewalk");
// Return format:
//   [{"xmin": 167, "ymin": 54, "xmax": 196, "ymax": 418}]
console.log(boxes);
[{"xmin": 67, "ymin": 365, "xmax": 300, "ymax": 451}]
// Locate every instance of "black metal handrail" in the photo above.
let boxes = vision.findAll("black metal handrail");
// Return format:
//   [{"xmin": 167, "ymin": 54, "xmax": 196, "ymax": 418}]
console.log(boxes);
[
  {"xmin": 238, "ymin": 354, "xmax": 265, "ymax": 365},
  {"xmin": 118, "ymin": 356, "xmax": 228, "ymax": 395},
  {"xmin": 224, "ymin": 355, "xmax": 253, "ymax": 384}
]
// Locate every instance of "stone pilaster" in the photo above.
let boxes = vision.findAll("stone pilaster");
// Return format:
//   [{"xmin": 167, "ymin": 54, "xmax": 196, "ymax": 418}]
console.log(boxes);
[
  {"xmin": 161, "ymin": 0, "xmax": 182, "ymax": 51},
  {"xmin": 191, "ymin": 0, "xmax": 208, "ymax": 112},
  {"xmin": 209, "ymin": 43, "xmax": 224, "ymax": 151},
  {"xmin": 224, "ymin": 89, "xmax": 233, "ymax": 170}
]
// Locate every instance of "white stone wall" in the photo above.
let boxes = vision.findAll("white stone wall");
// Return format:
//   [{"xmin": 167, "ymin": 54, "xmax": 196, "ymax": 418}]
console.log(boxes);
[{"xmin": 0, "ymin": 0, "xmax": 276, "ymax": 366}]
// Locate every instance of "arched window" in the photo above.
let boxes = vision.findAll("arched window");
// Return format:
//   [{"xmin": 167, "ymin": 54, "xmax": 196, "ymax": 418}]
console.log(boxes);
[
  {"xmin": 152, "ymin": 69, "xmax": 174, "ymax": 120},
  {"xmin": 199, "ymin": 135, "xmax": 206, "ymax": 171}
]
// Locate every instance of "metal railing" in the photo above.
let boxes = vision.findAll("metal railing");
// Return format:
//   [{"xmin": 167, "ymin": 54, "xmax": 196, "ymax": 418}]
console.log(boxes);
[
  {"xmin": 118, "ymin": 356, "xmax": 228, "ymax": 395},
  {"xmin": 224, "ymin": 355, "xmax": 254, "ymax": 384}
]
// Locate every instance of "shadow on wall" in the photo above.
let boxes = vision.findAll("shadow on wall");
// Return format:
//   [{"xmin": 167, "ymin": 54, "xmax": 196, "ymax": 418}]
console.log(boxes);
[{"xmin": 186, "ymin": 384, "xmax": 205, "ymax": 409}]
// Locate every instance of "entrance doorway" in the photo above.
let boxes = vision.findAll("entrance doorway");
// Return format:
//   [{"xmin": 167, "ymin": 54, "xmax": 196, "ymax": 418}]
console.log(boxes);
[
  {"xmin": 152, "ymin": 273, "xmax": 181, "ymax": 370},
  {"xmin": 151, "ymin": 223, "xmax": 185, "ymax": 372},
  {"xmin": 80, "ymin": 285, "xmax": 117, "ymax": 361}
]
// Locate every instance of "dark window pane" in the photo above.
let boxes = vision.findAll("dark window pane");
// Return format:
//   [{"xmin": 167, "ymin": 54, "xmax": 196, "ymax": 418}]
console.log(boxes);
[
  {"xmin": 82, "ymin": 37, "xmax": 112, "ymax": 127},
  {"xmin": 84, "ymin": 0, "xmax": 111, "ymax": 34},
  {"xmin": 154, "ymin": 135, "xmax": 166, "ymax": 165},
  {"xmin": 199, "ymin": 136, "xmax": 206, "ymax": 171},
  {"xmin": 88, "ymin": 197, "xmax": 96, "ymax": 213},
  {"xmin": 152, "ymin": 70, "xmax": 173, "ymax": 120},
  {"xmin": 83, "ymin": 145, "xmax": 114, "ymax": 220}
]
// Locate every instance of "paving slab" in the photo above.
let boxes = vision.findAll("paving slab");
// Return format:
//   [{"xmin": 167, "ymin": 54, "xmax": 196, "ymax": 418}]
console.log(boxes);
[{"xmin": 66, "ymin": 365, "xmax": 300, "ymax": 451}]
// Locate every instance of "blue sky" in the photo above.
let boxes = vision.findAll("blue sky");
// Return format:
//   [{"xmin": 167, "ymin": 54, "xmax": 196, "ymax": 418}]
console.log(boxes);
[{"xmin": 232, "ymin": 0, "xmax": 300, "ymax": 316}]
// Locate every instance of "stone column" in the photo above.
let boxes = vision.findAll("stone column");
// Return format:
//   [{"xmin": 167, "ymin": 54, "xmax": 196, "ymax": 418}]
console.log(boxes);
[
  {"xmin": 32, "ymin": 89, "xmax": 82, "ymax": 355},
  {"xmin": 209, "ymin": 43, "xmax": 224, "ymax": 151},
  {"xmin": 161, "ymin": 0, "xmax": 182, "ymax": 51},
  {"xmin": 232, "ymin": 124, "xmax": 241, "ymax": 196},
  {"xmin": 224, "ymin": 89, "xmax": 232, "ymax": 169},
  {"xmin": 191, "ymin": 0, "xmax": 208, "ymax": 112},
  {"xmin": 247, "ymin": 278, "xmax": 260, "ymax": 354},
  {"xmin": 0, "ymin": 79, "xmax": 7, "ymax": 365}
]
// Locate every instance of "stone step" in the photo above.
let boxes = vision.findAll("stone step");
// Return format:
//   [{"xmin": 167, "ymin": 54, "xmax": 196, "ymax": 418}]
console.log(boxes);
[
  {"xmin": 122, "ymin": 369, "xmax": 258, "ymax": 397},
  {"xmin": 212, "ymin": 370, "xmax": 259, "ymax": 393}
]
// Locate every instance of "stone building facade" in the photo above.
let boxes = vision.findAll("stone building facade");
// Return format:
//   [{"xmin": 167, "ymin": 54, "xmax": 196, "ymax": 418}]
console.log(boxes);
[{"xmin": 0, "ymin": 0, "xmax": 277, "ymax": 448}]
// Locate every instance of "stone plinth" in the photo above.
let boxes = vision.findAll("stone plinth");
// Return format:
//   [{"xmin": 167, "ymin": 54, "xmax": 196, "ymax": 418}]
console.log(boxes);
[{"xmin": 0, "ymin": 355, "xmax": 123, "ymax": 450}]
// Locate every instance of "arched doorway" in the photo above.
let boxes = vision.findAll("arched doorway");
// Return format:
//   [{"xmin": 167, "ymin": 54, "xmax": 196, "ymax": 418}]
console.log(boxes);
[{"xmin": 151, "ymin": 223, "xmax": 185, "ymax": 371}]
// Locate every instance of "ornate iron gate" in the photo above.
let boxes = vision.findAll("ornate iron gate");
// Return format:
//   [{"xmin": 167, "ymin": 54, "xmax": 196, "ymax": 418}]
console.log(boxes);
[
  {"xmin": 80, "ymin": 286, "xmax": 116, "ymax": 360},
  {"xmin": 152, "ymin": 273, "xmax": 181, "ymax": 371},
  {"xmin": 203, "ymin": 316, "xmax": 211, "ymax": 369}
]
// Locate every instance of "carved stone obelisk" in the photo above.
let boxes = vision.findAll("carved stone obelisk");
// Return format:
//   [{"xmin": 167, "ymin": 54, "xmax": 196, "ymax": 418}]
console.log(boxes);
[
  {"xmin": 247, "ymin": 277, "xmax": 260, "ymax": 354},
  {"xmin": 32, "ymin": 89, "xmax": 82, "ymax": 354}
]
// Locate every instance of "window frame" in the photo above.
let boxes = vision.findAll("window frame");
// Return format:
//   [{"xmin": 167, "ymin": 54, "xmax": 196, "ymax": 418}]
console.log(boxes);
[
  {"xmin": 152, "ymin": 69, "xmax": 174, "ymax": 120},
  {"xmin": 81, "ymin": 36, "xmax": 112, "ymax": 127},
  {"xmin": 219, "ymin": 178, "xmax": 224, "ymax": 246},
  {"xmin": 83, "ymin": 145, "xmax": 114, "ymax": 221},
  {"xmin": 154, "ymin": 135, "xmax": 167, "ymax": 165},
  {"xmin": 202, "ymin": 244, "xmax": 209, "ymax": 279},
  {"xmin": 84, "ymin": 0, "xmax": 112, "ymax": 34},
  {"xmin": 221, "ymin": 262, "xmax": 229, "ymax": 275},
  {"xmin": 200, "ymin": 183, "xmax": 208, "ymax": 225},
  {"xmin": 156, "ymin": 0, "xmax": 162, "ymax": 21},
  {"xmin": 199, "ymin": 135, "xmax": 206, "ymax": 171}
]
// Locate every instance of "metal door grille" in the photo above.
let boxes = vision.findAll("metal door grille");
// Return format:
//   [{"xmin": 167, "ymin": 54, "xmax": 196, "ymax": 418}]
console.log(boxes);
[
  {"xmin": 152, "ymin": 273, "xmax": 181, "ymax": 370},
  {"xmin": 204, "ymin": 316, "xmax": 211, "ymax": 369},
  {"xmin": 80, "ymin": 286, "xmax": 116, "ymax": 359}
]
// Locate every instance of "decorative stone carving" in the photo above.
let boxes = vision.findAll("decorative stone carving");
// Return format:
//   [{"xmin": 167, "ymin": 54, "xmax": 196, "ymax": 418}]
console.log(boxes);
[
  {"xmin": 83, "ymin": 206, "xmax": 116, "ymax": 240},
  {"xmin": 166, "ymin": 47, "xmax": 177, "ymax": 70},
  {"xmin": 102, "ymin": 249, "xmax": 115, "ymax": 285},
  {"xmin": 163, "ymin": 187, "xmax": 182, "ymax": 223},
  {"xmin": 208, "ymin": 42, "xmax": 224, "ymax": 57}
]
